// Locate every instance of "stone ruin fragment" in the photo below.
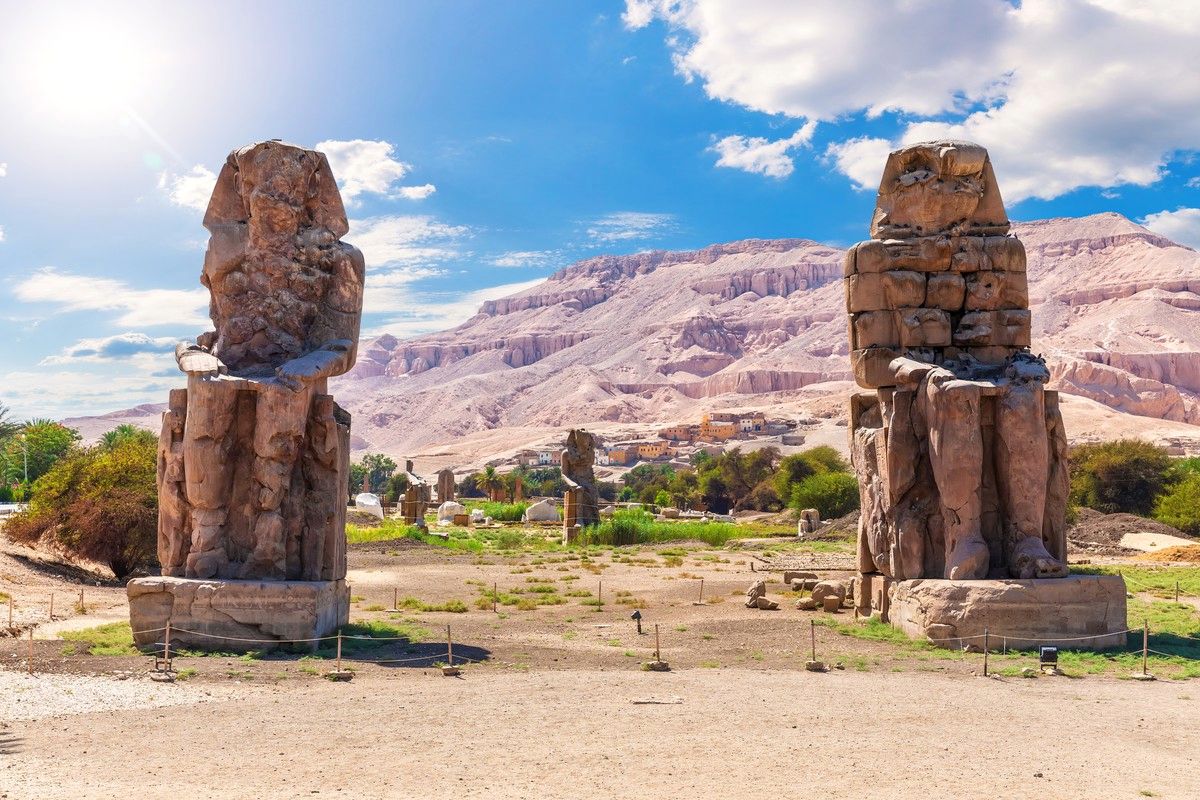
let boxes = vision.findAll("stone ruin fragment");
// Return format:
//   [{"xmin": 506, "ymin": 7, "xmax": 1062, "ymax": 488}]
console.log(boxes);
[
  {"xmin": 561, "ymin": 429, "xmax": 600, "ymax": 542},
  {"xmin": 129, "ymin": 140, "xmax": 363, "ymax": 650}
]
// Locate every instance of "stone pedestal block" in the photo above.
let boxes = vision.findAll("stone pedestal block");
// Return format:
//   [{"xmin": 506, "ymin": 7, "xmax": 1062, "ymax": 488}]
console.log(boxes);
[
  {"xmin": 887, "ymin": 575, "xmax": 1128, "ymax": 650},
  {"xmin": 128, "ymin": 576, "xmax": 349, "ymax": 652}
]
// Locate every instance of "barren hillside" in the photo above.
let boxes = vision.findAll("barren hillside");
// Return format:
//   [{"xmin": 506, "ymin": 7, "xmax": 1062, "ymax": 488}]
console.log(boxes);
[{"xmin": 68, "ymin": 213, "xmax": 1200, "ymax": 469}]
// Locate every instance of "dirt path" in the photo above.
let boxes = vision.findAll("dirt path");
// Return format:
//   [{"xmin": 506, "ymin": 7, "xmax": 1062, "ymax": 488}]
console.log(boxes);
[{"xmin": 3, "ymin": 668, "xmax": 1197, "ymax": 800}]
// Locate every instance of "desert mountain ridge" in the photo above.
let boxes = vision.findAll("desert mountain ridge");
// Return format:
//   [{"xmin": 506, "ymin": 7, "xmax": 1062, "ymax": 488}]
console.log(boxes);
[{"xmin": 65, "ymin": 212, "xmax": 1200, "ymax": 470}]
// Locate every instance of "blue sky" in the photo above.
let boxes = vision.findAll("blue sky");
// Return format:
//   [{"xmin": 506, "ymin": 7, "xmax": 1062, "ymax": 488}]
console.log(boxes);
[{"xmin": 1, "ymin": 0, "xmax": 1198, "ymax": 419}]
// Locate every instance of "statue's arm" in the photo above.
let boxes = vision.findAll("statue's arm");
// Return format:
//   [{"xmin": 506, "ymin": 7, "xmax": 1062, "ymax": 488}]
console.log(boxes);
[
  {"xmin": 275, "ymin": 340, "xmax": 356, "ymax": 390},
  {"xmin": 175, "ymin": 338, "xmax": 226, "ymax": 377},
  {"xmin": 888, "ymin": 355, "xmax": 937, "ymax": 387}
]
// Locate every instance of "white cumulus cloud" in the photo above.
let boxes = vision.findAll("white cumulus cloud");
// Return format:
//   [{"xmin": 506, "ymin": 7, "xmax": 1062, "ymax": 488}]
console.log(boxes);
[
  {"xmin": 317, "ymin": 139, "xmax": 436, "ymax": 203},
  {"xmin": 348, "ymin": 215, "xmax": 470, "ymax": 268},
  {"xmin": 490, "ymin": 250, "xmax": 562, "ymax": 268},
  {"xmin": 586, "ymin": 211, "xmax": 675, "ymax": 244},
  {"xmin": 1141, "ymin": 207, "xmax": 1200, "ymax": 250},
  {"xmin": 710, "ymin": 122, "xmax": 818, "ymax": 179},
  {"xmin": 159, "ymin": 165, "xmax": 218, "ymax": 213},
  {"xmin": 14, "ymin": 268, "xmax": 210, "ymax": 328},
  {"xmin": 41, "ymin": 332, "xmax": 179, "ymax": 365},
  {"xmin": 627, "ymin": 0, "xmax": 1200, "ymax": 202}
]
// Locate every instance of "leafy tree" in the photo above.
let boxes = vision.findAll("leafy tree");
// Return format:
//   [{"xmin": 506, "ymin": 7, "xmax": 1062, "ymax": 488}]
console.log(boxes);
[
  {"xmin": 361, "ymin": 453, "xmax": 398, "ymax": 493},
  {"xmin": 1069, "ymin": 439, "xmax": 1173, "ymax": 516},
  {"xmin": 100, "ymin": 424, "xmax": 157, "ymax": 450},
  {"xmin": 6, "ymin": 436, "xmax": 157, "ymax": 578},
  {"xmin": 773, "ymin": 453, "xmax": 816, "ymax": 500},
  {"xmin": 797, "ymin": 445, "xmax": 849, "ymax": 474},
  {"xmin": 790, "ymin": 472, "xmax": 860, "ymax": 520},
  {"xmin": 457, "ymin": 472, "xmax": 485, "ymax": 498},
  {"xmin": 383, "ymin": 473, "xmax": 409, "ymax": 504},
  {"xmin": 653, "ymin": 489, "xmax": 672, "ymax": 508},
  {"xmin": 0, "ymin": 420, "xmax": 80, "ymax": 486},
  {"xmin": 1153, "ymin": 473, "xmax": 1200, "ymax": 535},
  {"xmin": 348, "ymin": 462, "xmax": 368, "ymax": 500}
]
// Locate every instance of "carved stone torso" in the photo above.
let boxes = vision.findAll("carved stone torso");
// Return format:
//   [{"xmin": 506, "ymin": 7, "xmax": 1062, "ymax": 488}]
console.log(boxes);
[{"xmin": 201, "ymin": 141, "xmax": 365, "ymax": 377}]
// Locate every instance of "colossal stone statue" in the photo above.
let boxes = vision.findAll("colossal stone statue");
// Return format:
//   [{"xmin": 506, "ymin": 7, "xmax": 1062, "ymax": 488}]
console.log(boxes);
[
  {"xmin": 847, "ymin": 141, "xmax": 1126, "ymax": 648},
  {"xmin": 847, "ymin": 140, "xmax": 1067, "ymax": 582},
  {"xmin": 128, "ymin": 140, "xmax": 362, "ymax": 650}
]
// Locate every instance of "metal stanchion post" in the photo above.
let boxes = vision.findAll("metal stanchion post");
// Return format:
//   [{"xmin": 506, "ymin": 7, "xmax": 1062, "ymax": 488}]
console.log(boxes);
[{"xmin": 983, "ymin": 628, "xmax": 989, "ymax": 677}]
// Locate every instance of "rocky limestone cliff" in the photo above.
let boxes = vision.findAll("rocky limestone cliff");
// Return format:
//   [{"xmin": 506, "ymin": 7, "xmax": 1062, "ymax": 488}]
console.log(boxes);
[{"xmin": 322, "ymin": 213, "xmax": 1200, "ymax": 456}]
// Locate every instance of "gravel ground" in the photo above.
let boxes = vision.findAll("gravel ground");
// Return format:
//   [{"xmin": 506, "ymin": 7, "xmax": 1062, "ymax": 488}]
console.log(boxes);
[
  {"xmin": 3, "ymin": 669, "xmax": 1197, "ymax": 800},
  {"xmin": 0, "ymin": 670, "xmax": 244, "ymax": 722}
]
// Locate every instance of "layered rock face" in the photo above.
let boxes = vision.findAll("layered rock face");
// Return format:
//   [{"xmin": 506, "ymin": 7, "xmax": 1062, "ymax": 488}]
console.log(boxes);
[
  {"xmin": 323, "ymin": 213, "xmax": 1200, "ymax": 460},
  {"xmin": 846, "ymin": 140, "xmax": 1068, "ymax": 582},
  {"xmin": 130, "ymin": 141, "xmax": 362, "ymax": 650}
]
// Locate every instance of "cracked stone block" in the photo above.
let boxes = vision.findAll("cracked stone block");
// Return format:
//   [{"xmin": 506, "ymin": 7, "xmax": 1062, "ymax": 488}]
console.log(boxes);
[
  {"xmin": 996, "ymin": 308, "xmax": 1032, "ymax": 346},
  {"xmin": 852, "ymin": 311, "xmax": 899, "ymax": 349},
  {"xmin": 897, "ymin": 308, "xmax": 951, "ymax": 347},
  {"xmin": 851, "ymin": 347, "xmax": 902, "ymax": 388},
  {"xmin": 127, "ymin": 576, "xmax": 349, "ymax": 652},
  {"xmin": 925, "ymin": 273, "xmax": 966, "ymax": 310},
  {"xmin": 965, "ymin": 271, "xmax": 1029, "ymax": 310},
  {"xmin": 847, "ymin": 271, "xmax": 927, "ymax": 312},
  {"xmin": 953, "ymin": 310, "xmax": 996, "ymax": 346}
]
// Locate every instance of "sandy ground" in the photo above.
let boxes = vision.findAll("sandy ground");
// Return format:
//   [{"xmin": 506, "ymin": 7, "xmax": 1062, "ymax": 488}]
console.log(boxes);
[
  {"xmin": 1120, "ymin": 531, "xmax": 1199, "ymax": 552},
  {"xmin": 3, "ymin": 531, "xmax": 1199, "ymax": 799},
  {"xmin": 3, "ymin": 668, "xmax": 1198, "ymax": 800}
]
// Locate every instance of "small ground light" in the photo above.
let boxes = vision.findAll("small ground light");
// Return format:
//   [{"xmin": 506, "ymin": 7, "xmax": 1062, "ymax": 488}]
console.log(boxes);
[
  {"xmin": 631, "ymin": 609, "xmax": 642, "ymax": 635},
  {"xmin": 1039, "ymin": 646, "xmax": 1059, "ymax": 672}
]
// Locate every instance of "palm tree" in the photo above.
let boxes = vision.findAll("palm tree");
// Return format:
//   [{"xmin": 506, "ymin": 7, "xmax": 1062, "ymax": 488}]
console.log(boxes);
[
  {"xmin": 0, "ymin": 403, "xmax": 21, "ymax": 440},
  {"xmin": 477, "ymin": 466, "xmax": 505, "ymax": 502}
]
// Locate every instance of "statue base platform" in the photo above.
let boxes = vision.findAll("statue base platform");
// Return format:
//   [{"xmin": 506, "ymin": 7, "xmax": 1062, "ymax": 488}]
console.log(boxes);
[
  {"xmin": 127, "ymin": 576, "xmax": 349, "ymax": 652},
  {"xmin": 880, "ymin": 575, "xmax": 1128, "ymax": 650}
]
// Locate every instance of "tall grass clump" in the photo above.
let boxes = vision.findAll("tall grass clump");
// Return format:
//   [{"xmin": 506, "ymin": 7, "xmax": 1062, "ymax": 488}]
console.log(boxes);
[
  {"xmin": 579, "ymin": 509, "xmax": 739, "ymax": 547},
  {"xmin": 481, "ymin": 502, "xmax": 528, "ymax": 522}
]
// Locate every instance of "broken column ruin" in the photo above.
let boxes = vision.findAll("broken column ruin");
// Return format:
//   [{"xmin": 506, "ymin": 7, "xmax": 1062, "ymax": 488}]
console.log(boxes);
[
  {"xmin": 562, "ymin": 429, "xmax": 600, "ymax": 542},
  {"xmin": 128, "ymin": 141, "xmax": 362, "ymax": 651},
  {"xmin": 402, "ymin": 460, "xmax": 431, "ymax": 526},
  {"xmin": 436, "ymin": 468, "xmax": 456, "ymax": 503},
  {"xmin": 846, "ymin": 140, "xmax": 1126, "ymax": 648}
]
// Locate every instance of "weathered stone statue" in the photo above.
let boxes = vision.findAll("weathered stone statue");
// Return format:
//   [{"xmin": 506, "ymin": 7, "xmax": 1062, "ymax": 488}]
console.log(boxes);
[
  {"xmin": 401, "ymin": 460, "xmax": 431, "ymax": 526},
  {"xmin": 435, "ymin": 468, "xmax": 456, "ymax": 503},
  {"xmin": 847, "ymin": 141, "xmax": 1125, "ymax": 647},
  {"xmin": 128, "ymin": 140, "xmax": 362, "ymax": 650},
  {"xmin": 562, "ymin": 429, "xmax": 599, "ymax": 537}
]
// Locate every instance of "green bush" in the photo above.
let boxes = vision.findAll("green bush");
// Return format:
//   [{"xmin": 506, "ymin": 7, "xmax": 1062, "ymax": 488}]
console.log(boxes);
[
  {"xmin": 579, "ymin": 509, "xmax": 739, "ymax": 548},
  {"xmin": 1069, "ymin": 439, "xmax": 1172, "ymax": 515},
  {"xmin": 789, "ymin": 472, "xmax": 859, "ymax": 519},
  {"xmin": 1153, "ymin": 473, "xmax": 1200, "ymax": 534},
  {"xmin": 481, "ymin": 502, "xmax": 528, "ymax": 522}
]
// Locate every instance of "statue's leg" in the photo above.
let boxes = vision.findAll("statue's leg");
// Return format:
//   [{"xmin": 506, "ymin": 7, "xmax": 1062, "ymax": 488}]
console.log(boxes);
[
  {"xmin": 996, "ymin": 383, "xmax": 1068, "ymax": 578},
  {"xmin": 922, "ymin": 373, "xmax": 990, "ymax": 580},
  {"xmin": 182, "ymin": 377, "xmax": 239, "ymax": 579},
  {"xmin": 242, "ymin": 384, "xmax": 311, "ymax": 579}
]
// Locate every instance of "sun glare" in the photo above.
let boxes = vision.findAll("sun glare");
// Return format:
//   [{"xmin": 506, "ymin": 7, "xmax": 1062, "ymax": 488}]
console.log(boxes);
[{"xmin": 20, "ymin": 18, "xmax": 153, "ymax": 120}]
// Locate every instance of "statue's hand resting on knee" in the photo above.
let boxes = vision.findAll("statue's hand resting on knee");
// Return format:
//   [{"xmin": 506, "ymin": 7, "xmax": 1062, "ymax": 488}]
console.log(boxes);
[
  {"xmin": 274, "ymin": 339, "xmax": 356, "ymax": 391},
  {"xmin": 175, "ymin": 340, "xmax": 227, "ymax": 378}
]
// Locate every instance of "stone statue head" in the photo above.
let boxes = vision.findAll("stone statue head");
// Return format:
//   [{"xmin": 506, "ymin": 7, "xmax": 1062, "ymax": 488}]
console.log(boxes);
[{"xmin": 870, "ymin": 140, "xmax": 1008, "ymax": 240}]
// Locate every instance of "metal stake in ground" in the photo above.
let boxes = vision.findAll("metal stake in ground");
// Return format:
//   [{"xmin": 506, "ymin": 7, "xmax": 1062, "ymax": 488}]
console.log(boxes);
[
  {"xmin": 7, "ymin": 595, "xmax": 12, "ymax": 628},
  {"xmin": 655, "ymin": 624, "xmax": 661, "ymax": 662},
  {"xmin": 394, "ymin": 587, "xmax": 398, "ymax": 611},
  {"xmin": 810, "ymin": 619, "xmax": 816, "ymax": 662},
  {"xmin": 1142, "ymin": 619, "xmax": 1149, "ymax": 676},
  {"xmin": 698, "ymin": 579, "xmax": 704, "ymax": 604},
  {"xmin": 28, "ymin": 627, "xmax": 34, "ymax": 675},
  {"xmin": 632, "ymin": 609, "xmax": 642, "ymax": 635},
  {"xmin": 79, "ymin": 588, "xmax": 85, "ymax": 615},
  {"xmin": 983, "ymin": 628, "xmax": 989, "ymax": 677},
  {"xmin": 48, "ymin": 592, "xmax": 54, "ymax": 620},
  {"xmin": 447, "ymin": 624, "xmax": 454, "ymax": 667}
]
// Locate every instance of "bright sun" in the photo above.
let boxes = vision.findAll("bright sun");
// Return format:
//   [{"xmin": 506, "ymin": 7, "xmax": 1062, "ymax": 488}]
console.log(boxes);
[{"xmin": 22, "ymin": 18, "xmax": 153, "ymax": 120}]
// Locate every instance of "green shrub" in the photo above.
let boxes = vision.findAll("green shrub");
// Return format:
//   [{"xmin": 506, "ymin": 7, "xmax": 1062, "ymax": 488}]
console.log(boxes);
[
  {"xmin": 1153, "ymin": 473, "xmax": 1200, "ymax": 534},
  {"xmin": 579, "ymin": 510, "xmax": 739, "ymax": 548},
  {"xmin": 789, "ymin": 472, "xmax": 859, "ymax": 519},
  {"xmin": 1069, "ymin": 439, "xmax": 1172, "ymax": 515},
  {"xmin": 481, "ymin": 502, "xmax": 528, "ymax": 522}
]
